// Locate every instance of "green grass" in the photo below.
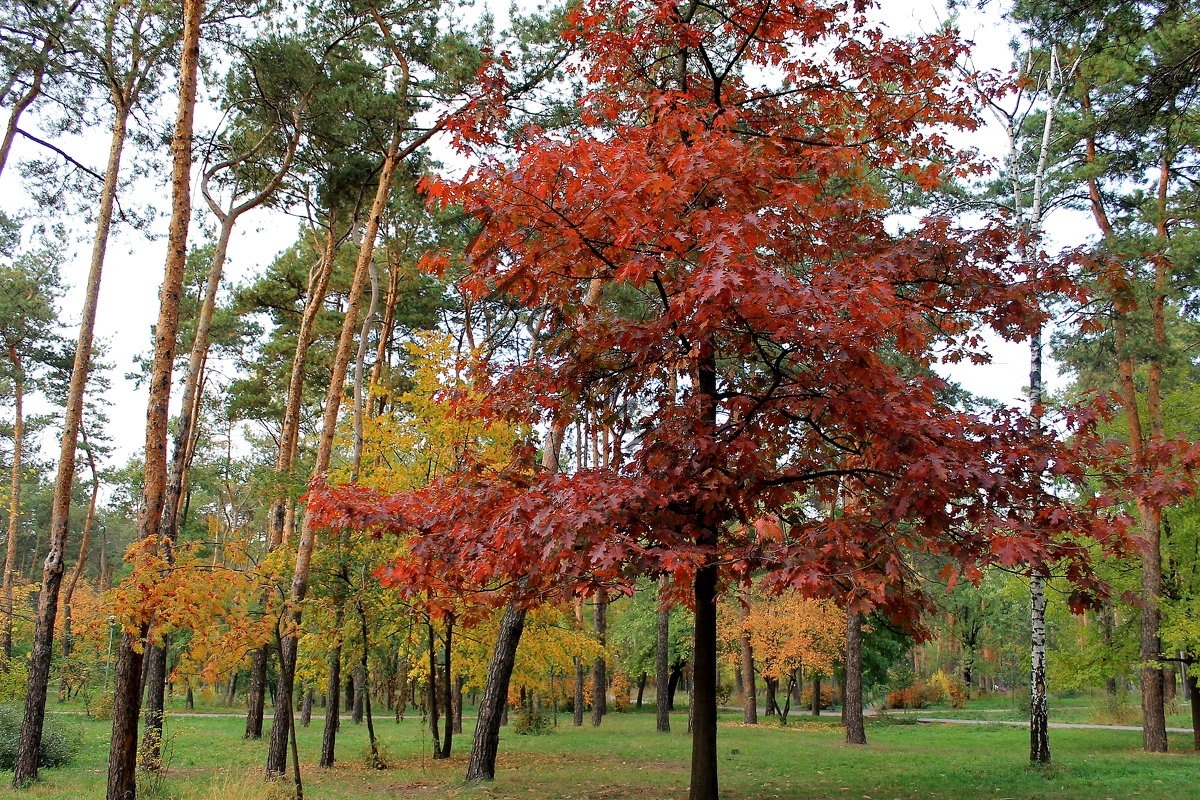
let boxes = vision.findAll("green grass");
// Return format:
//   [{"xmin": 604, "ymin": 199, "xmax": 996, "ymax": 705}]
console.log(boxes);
[{"xmin": 0, "ymin": 708, "xmax": 1195, "ymax": 799}]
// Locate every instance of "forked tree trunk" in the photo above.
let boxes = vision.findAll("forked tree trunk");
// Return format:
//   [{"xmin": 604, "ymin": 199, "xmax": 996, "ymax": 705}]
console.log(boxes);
[
  {"xmin": 12, "ymin": 92, "xmax": 133, "ymax": 794},
  {"xmin": 843, "ymin": 610, "xmax": 866, "ymax": 745},
  {"xmin": 465, "ymin": 603, "xmax": 526, "ymax": 781}
]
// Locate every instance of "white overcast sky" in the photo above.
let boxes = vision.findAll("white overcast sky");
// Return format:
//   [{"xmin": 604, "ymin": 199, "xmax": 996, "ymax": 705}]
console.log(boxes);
[{"xmin": 0, "ymin": 1, "xmax": 1059, "ymax": 468}]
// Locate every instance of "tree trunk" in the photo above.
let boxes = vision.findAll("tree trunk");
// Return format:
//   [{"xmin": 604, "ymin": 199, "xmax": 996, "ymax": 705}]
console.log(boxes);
[
  {"xmin": 591, "ymin": 592, "xmax": 607, "ymax": 726},
  {"xmin": 59, "ymin": 432, "xmax": 101, "ymax": 701},
  {"xmin": 245, "ymin": 646, "xmax": 269, "ymax": 738},
  {"xmin": 106, "ymin": 634, "xmax": 145, "ymax": 800},
  {"xmin": 573, "ymin": 656, "xmax": 585, "ymax": 727},
  {"xmin": 11, "ymin": 86, "xmax": 131, "ymax": 795},
  {"xmin": 1030, "ymin": 569, "xmax": 1050, "ymax": 763},
  {"xmin": 811, "ymin": 675, "xmax": 821, "ymax": 716},
  {"xmin": 140, "ymin": 640, "xmax": 170, "ymax": 769},
  {"xmin": 465, "ymin": 604, "xmax": 526, "ymax": 782},
  {"xmin": 1187, "ymin": 672, "xmax": 1199, "ymax": 752},
  {"xmin": 2, "ymin": 352, "xmax": 24, "ymax": 660},
  {"xmin": 359, "ymin": 601, "xmax": 384, "ymax": 768},
  {"xmin": 739, "ymin": 593, "xmax": 757, "ymax": 725},
  {"xmin": 301, "ymin": 688, "xmax": 313, "ymax": 727},
  {"xmin": 689, "ymin": 542, "xmax": 719, "ymax": 800},
  {"xmin": 266, "ymin": 121, "xmax": 405, "ymax": 777},
  {"xmin": 843, "ymin": 611, "xmax": 866, "ymax": 745},
  {"xmin": 319, "ymin": 609, "xmax": 342, "ymax": 768},
  {"xmin": 656, "ymin": 586, "xmax": 670, "ymax": 732},
  {"xmin": 635, "ymin": 672, "xmax": 647, "ymax": 709},
  {"xmin": 107, "ymin": 5, "xmax": 203, "ymax": 796}
]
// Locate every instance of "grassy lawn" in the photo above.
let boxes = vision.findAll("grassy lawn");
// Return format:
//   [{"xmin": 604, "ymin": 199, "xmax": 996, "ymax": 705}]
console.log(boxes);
[{"xmin": 0, "ymin": 707, "xmax": 1196, "ymax": 799}]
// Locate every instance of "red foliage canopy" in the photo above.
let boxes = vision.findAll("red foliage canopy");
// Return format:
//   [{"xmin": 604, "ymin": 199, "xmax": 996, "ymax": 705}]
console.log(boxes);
[{"xmin": 309, "ymin": 0, "xmax": 1150, "ymax": 624}]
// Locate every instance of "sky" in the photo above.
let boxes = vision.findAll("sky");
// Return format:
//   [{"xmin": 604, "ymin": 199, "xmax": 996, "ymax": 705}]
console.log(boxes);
[{"xmin": 0, "ymin": 0, "xmax": 1058, "ymax": 470}]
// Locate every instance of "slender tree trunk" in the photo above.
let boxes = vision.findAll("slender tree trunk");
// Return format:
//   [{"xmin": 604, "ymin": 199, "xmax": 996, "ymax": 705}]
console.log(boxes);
[
  {"xmin": 591, "ymin": 591, "xmax": 607, "ymax": 726},
  {"xmin": 12, "ymin": 96, "xmax": 131, "ymax": 792},
  {"xmin": 1187, "ymin": 671, "xmax": 1199, "ymax": 752},
  {"xmin": 844, "ymin": 611, "xmax": 866, "ymax": 744},
  {"xmin": 300, "ymin": 688, "xmax": 313, "ymax": 728},
  {"xmin": 738, "ymin": 593, "xmax": 756, "ymax": 725},
  {"xmin": 2, "ymin": 353, "xmax": 24, "ymax": 660},
  {"xmin": 0, "ymin": 1, "xmax": 84, "ymax": 178},
  {"xmin": 635, "ymin": 672, "xmax": 647, "ymax": 709},
  {"xmin": 689, "ymin": 540, "xmax": 719, "ymax": 800},
  {"xmin": 107, "ymin": 5, "xmax": 203, "ymax": 796},
  {"xmin": 319, "ymin": 605, "xmax": 343, "ymax": 768},
  {"xmin": 1030, "ymin": 569, "xmax": 1050, "ymax": 763},
  {"xmin": 572, "ymin": 656, "xmax": 585, "ymax": 727},
  {"xmin": 59, "ymin": 433, "xmax": 101, "ymax": 701},
  {"xmin": 811, "ymin": 675, "xmax": 821, "ymax": 716},
  {"xmin": 140, "ymin": 639, "xmax": 170, "ymax": 770},
  {"xmin": 267, "ymin": 126, "xmax": 404, "ymax": 777},
  {"xmin": 465, "ymin": 603, "xmax": 527, "ymax": 782},
  {"xmin": 656, "ymin": 582, "xmax": 670, "ymax": 732},
  {"xmin": 358, "ymin": 600, "xmax": 384, "ymax": 768},
  {"xmin": 439, "ymin": 618, "xmax": 454, "ymax": 758}
]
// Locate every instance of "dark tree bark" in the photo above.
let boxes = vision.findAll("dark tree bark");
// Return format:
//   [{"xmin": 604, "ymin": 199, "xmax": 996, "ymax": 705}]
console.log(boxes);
[
  {"xmin": 319, "ymin": 623, "xmax": 342, "ymax": 767},
  {"xmin": 843, "ymin": 611, "xmax": 866, "ymax": 745},
  {"xmin": 300, "ymin": 688, "xmax": 313, "ymax": 727},
  {"xmin": 655, "ymin": 586, "xmax": 670, "ymax": 732},
  {"xmin": 689, "ymin": 537, "xmax": 719, "ymax": 800},
  {"xmin": 573, "ymin": 656, "xmax": 585, "ymax": 727},
  {"xmin": 591, "ymin": 592, "xmax": 608, "ymax": 726},
  {"xmin": 635, "ymin": 672, "xmax": 647, "ymax": 709},
  {"xmin": 465, "ymin": 604, "xmax": 526, "ymax": 782},
  {"xmin": 811, "ymin": 675, "xmax": 821, "ymax": 716},
  {"xmin": 245, "ymin": 646, "xmax": 269, "ymax": 738}
]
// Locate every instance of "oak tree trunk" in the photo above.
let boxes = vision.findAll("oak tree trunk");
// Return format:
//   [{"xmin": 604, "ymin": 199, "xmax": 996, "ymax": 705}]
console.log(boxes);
[
  {"xmin": 465, "ymin": 603, "xmax": 526, "ymax": 781},
  {"xmin": 843, "ymin": 611, "xmax": 866, "ymax": 745}
]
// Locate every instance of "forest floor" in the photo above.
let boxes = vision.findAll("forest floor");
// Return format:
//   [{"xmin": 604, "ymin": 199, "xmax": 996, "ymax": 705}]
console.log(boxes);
[{"xmin": 0, "ymin": 704, "xmax": 1196, "ymax": 799}]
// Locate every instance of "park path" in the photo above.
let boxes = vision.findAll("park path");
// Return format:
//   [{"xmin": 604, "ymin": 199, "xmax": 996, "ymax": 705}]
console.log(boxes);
[{"xmin": 915, "ymin": 716, "xmax": 1193, "ymax": 734}]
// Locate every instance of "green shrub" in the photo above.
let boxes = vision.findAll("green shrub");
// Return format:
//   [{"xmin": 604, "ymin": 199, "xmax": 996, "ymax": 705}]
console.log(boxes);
[
  {"xmin": 0, "ymin": 705, "xmax": 78, "ymax": 769},
  {"xmin": 86, "ymin": 690, "xmax": 114, "ymax": 720},
  {"xmin": 0, "ymin": 659, "xmax": 28, "ymax": 704},
  {"xmin": 511, "ymin": 704, "xmax": 552, "ymax": 735}
]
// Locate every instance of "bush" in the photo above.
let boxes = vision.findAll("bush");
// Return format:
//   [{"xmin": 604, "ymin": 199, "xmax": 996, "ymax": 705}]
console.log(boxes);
[
  {"xmin": 511, "ymin": 704, "xmax": 552, "ymax": 736},
  {"xmin": 86, "ymin": 691, "xmax": 114, "ymax": 720},
  {"xmin": 0, "ymin": 659, "xmax": 28, "ymax": 705},
  {"xmin": 0, "ymin": 705, "xmax": 78, "ymax": 770}
]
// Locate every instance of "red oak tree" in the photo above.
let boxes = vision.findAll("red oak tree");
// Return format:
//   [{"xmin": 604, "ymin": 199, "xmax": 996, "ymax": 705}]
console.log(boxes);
[{"xmin": 311, "ymin": 2, "xmax": 1150, "ymax": 797}]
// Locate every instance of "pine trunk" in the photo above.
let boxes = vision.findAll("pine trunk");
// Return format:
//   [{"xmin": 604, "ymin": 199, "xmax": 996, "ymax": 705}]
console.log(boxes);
[{"xmin": 12, "ymin": 90, "xmax": 131, "ymax": 793}]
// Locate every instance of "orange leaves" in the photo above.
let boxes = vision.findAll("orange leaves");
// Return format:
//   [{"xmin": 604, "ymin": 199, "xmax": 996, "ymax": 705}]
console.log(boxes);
[{"xmin": 723, "ymin": 591, "xmax": 845, "ymax": 680}]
